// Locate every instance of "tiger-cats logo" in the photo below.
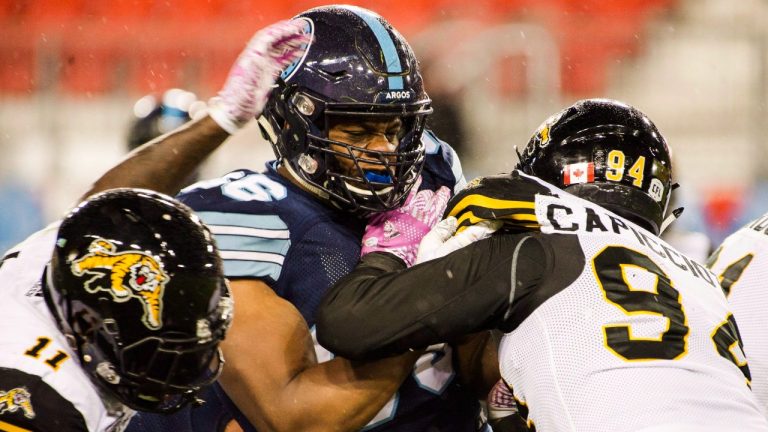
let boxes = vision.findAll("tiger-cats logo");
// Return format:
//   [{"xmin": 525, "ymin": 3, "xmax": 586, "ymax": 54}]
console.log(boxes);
[
  {"xmin": 0, "ymin": 387, "xmax": 35, "ymax": 419},
  {"xmin": 71, "ymin": 238, "xmax": 169, "ymax": 330}
]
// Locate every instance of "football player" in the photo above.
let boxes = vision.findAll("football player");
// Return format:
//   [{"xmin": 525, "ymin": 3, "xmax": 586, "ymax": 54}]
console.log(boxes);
[
  {"xmin": 0, "ymin": 16, "xmax": 310, "ymax": 429},
  {"xmin": 0, "ymin": 189, "xmax": 232, "ymax": 431},
  {"xmin": 125, "ymin": 5, "xmax": 498, "ymax": 432},
  {"xmin": 0, "ymin": 88, "xmax": 248, "ymax": 431},
  {"xmin": 707, "ymin": 212, "xmax": 768, "ymax": 415},
  {"xmin": 316, "ymin": 99, "xmax": 768, "ymax": 431}
]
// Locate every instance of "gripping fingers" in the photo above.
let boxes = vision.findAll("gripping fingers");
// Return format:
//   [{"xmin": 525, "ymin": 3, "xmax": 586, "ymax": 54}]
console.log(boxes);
[
  {"xmin": 414, "ymin": 217, "xmax": 458, "ymax": 265},
  {"xmin": 265, "ymin": 20, "xmax": 312, "ymax": 67},
  {"xmin": 209, "ymin": 20, "xmax": 311, "ymax": 134},
  {"xmin": 437, "ymin": 220, "xmax": 502, "ymax": 258}
]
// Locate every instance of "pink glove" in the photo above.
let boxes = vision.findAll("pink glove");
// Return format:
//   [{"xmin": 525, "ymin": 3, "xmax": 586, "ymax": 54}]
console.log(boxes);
[
  {"xmin": 208, "ymin": 19, "xmax": 311, "ymax": 134},
  {"xmin": 361, "ymin": 179, "xmax": 451, "ymax": 267}
]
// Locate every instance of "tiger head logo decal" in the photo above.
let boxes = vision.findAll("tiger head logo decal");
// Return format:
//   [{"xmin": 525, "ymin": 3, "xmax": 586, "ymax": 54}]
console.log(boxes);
[
  {"xmin": 70, "ymin": 238, "xmax": 169, "ymax": 330},
  {"xmin": 0, "ymin": 387, "xmax": 35, "ymax": 419},
  {"xmin": 537, "ymin": 125, "xmax": 550, "ymax": 146}
]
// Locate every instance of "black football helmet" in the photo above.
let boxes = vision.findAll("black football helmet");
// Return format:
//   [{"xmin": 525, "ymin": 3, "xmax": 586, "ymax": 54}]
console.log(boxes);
[
  {"xmin": 127, "ymin": 88, "xmax": 200, "ymax": 151},
  {"xmin": 516, "ymin": 99, "xmax": 674, "ymax": 234},
  {"xmin": 45, "ymin": 188, "xmax": 232, "ymax": 413},
  {"xmin": 258, "ymin": 5, "xmax": 432, "ymax": 213}
]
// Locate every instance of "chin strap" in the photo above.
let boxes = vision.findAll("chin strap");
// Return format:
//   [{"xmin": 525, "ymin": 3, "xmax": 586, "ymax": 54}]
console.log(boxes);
[
  {"xmin": 659, "ymin": 207, "xmax": 684, "ymax": 234},
  {"xmin": 280, "ymin": 161, "xmax": 330, "ymax": 200}
]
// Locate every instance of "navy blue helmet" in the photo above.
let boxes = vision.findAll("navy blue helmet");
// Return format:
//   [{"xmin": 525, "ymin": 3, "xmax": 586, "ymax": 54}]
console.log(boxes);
[
  {"xmin": 517, "ymin": 99, "xmax": 674, "ymax": 235},
  {"xmin": 258, "ymin": 5, "xmax": 432, "ymax": 213}
]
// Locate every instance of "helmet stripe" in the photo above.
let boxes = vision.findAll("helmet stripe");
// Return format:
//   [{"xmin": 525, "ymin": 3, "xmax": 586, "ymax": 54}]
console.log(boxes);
[{"xmin": 344, "ymin": 6, "xmax": 404, "ymax": 90}]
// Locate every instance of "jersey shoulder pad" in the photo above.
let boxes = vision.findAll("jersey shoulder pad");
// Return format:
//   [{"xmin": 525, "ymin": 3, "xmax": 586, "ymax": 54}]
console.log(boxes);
[
  {"xmin": 0, "ymin": 367, "xmax": 88, "ymax": 431},
  {"xmin": 421, "ymin": 130, "xmax": 466, "ymax": 193},
  {"xmin": 446, "ymin": 171, "xmax": 554, "ymax": 232}
]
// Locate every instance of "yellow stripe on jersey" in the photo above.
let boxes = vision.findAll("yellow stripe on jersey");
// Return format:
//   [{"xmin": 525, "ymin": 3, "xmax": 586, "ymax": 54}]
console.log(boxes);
[
  {"xmin": 456, "ymin": 210, "xmax": 540, "ymax": 233},
  {"xmin": 445, "ymin": 172, "xmax": 549, "ymax": 235},
  {"xmin": 447, "ymin": 194, "xmax": 535, "ymax": 218},
  {"xmin": 0, "ymin": 421, "xmax": 32, "ymax": 432}
]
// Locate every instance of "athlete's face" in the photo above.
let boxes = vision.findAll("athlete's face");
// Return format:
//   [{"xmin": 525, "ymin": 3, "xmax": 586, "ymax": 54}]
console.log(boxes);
[{"xmin": 327, "ymin": 115, "xmax": 403, "ymax": 186}]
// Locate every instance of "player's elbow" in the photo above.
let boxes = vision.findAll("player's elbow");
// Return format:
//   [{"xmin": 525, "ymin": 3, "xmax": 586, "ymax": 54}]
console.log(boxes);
[{"xmin": 315, "ymin": 307, "xmax": 378, "ymax": 360}]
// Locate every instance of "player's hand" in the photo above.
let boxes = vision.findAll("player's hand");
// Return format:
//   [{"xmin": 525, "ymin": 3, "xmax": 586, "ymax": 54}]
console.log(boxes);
[
  {"xmin": 488, "ymin": 379, "xmax": 530, "ymax": 432},
  {"xmin": 415, "ymin": 217, "xmax": 502, "ymax": 264},
  {"xmin": 208, "ymin": 19, "xmax": 311, "ymax": 134},
  {"xmin": 361, "ymin": 179, "xmax": 451, "ymax": 267}
]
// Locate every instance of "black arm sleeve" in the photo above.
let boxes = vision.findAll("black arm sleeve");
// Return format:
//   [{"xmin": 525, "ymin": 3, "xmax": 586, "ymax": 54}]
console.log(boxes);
[
  {"xmin": 0, "ymin": 367, "xmax": 88, "ymax": 431},
  {"xmin": 316, "ymin": 232, "xmax": 548, "ymax": 360}
]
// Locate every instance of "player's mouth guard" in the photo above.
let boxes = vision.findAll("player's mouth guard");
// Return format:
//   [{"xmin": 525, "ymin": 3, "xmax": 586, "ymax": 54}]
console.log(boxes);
[
  {"xmin": 344, "ymin": 171, "xmax": 394, "ymax": 196},
  {"xmin": 364, "ymin": 170, "xmax": 393, "ymax": 184}
]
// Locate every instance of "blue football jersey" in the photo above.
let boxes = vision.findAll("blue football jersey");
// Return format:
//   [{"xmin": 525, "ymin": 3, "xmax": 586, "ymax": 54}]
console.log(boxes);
[{"xmin": 126, "ymin": 133, "xmax": 481, "ymax": 431}]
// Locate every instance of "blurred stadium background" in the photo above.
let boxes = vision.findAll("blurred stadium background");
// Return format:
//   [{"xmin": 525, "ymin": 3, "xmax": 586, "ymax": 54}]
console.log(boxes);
[{"xmin": 1, "ymin": 0, "xmax": 766, "ymax": 255}]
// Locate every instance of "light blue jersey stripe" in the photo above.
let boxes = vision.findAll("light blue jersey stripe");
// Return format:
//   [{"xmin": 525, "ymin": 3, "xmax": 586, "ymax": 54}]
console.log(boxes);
[
  {"xmin": 345, "ymin": 6, "xmax": 403, "ymax": 90},
  {"xmin": 222, "ymin": 259, "xmax": 282, "ymax": 281},
  {"xmin": 196, "ymin": 211, "xmax": 288, "ymax": 231},
  {"xmin": 215, "ymin": 234, "xmax": 290, "ymax": 256},
  {"xmin": 196, "ymin": 211, "xmax": 290, "ymax": 280}
]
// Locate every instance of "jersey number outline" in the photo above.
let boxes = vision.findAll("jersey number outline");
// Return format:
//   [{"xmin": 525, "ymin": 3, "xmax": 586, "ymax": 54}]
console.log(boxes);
[
  {"xmin": 707, "ymin": 249, "xmax": 754, "ymax": 297},
  {"xmin": 593, "ymin": 246, "xmax": 751, "ymax": 381},
  {"xmin": 593, "ymin": 246, "xmax": 688, "ymax": 361},
  {"xmin": 24, "ymin": 337, "xmax": 69, "ymax": 371},
  {"xmin": 183, "ymin": 171, "xmax": 288, "ymax": 202}
]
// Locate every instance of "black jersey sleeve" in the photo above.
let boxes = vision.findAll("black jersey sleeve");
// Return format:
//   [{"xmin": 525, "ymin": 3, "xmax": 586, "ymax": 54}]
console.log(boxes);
[
  {"xmin": 316, "ymin": 232, "xmax": 550, "ymax": 360},
  {"xmin": 0, "ymin": 367, "xmax": 88, "ymax": 431}
]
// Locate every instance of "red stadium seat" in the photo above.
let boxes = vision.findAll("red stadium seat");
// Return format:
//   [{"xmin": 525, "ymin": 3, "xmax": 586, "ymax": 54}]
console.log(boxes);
[{"xmin": 0, "ymin": 44, "xmax": 36, "ymax": 94}]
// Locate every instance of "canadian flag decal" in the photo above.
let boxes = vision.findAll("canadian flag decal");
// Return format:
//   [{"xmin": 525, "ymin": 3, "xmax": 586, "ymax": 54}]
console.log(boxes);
[{"xmin": 563, "ymin": 162, "xmax": 595, "ymax": 185}]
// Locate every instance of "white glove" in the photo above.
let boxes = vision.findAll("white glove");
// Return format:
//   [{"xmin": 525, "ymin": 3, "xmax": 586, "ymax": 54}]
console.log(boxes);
[
  {"xmin": 208, "ymin": 20, "xmax": 311, "ymax": 134},
  {"xmin": 415, "ymin": 217, "xmax": 502, "ymax": 265}
]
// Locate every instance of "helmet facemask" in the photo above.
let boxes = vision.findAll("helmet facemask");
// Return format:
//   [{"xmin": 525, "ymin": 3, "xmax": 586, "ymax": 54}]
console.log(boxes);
[
  {"xmin": 260, "ymin": 83, "xmax": 431, "ymax": 213},
  {"xmin": 258, "ymin": 6, "xmax": 434, "ymax": 214},
  {"xmin": 46, "ymin": 262, "xmax": 232, "ymax": 414}
]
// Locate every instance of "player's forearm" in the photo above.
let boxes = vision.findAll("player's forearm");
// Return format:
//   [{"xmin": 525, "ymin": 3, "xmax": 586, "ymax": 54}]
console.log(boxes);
[
  {"xmin": 220, "ymin": 277, "xmax": 419, "ymax": 432},
  {"xmin": 227, "ymin": 353, "xmax": 418, "ymax": 432},
  {"xmin": 79, "ymin": 115, "xmax": 229, "ymax": 202},
  {"xmin": 281, "ymin": 353, "xmax": 419, "ymax": 431},
  {"xmin": 454, "ymin": 330, "xmax": 501, "ymax": 399},
  {"xmin": 316, "ymin": 241, "xmax": 514, "ymax": 360}
]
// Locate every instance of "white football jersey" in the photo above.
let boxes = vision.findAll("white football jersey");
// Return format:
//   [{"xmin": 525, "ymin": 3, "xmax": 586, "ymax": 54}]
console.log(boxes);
[
  {"xmin": 498, "ymin": 176, "xmax": 768, "ymax": 432},
  {"xmin": 0, "ymin": 224, "xmax": 133, "ymax": 431},
  {"xmin": 707, "ymin": 213, "xmax": 768, "ymax": 416}
]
